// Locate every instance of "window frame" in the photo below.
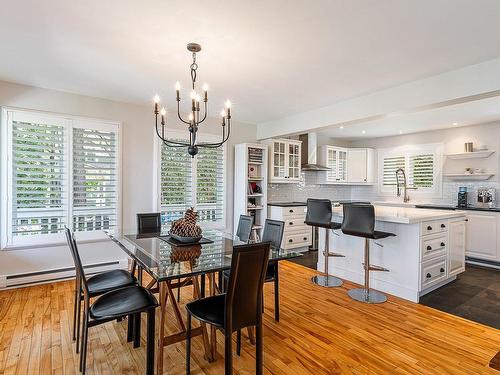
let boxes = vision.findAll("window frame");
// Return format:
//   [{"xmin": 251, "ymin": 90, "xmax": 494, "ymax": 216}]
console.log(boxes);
[
  {"xmin": 0, "ymin": 107, "xmax": 122, "ymax": 250},
  {"xmin": 377, "ymin": 143, "xmax": 443, "ymax": 199},
  {"xmin": 153, "ymin": 129, "xmax": 227, "ymax": 231}
]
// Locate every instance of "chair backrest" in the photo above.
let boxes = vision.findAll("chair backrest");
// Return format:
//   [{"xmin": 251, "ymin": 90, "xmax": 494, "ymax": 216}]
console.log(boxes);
[
  {"xmin": 262, "ymin": 219, "xmax": 284, "ymax": 249},
  {"xmin": 305, "ymin": 198, "xmax": 333, "ymax": 227},
  {"xmin": 225, "ymin": 242, "xmax": 271, "ymax": 331},
  {"xmin": 341, "ymin": 203, "xmax": 375, "ymax": 238},
  {"xmin": 64, "ymin": 226, "xmax": 89, "ymax": 294},
  {"xmin": 137, "ymin": 213, "xmax": 161, "ymax": 234},
  {"xmin": 236, "ymin": 215, "xmax": 253, "ymax": 243}
]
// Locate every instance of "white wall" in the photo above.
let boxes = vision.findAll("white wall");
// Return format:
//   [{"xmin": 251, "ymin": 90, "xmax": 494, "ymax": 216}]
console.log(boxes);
[{"xmin": 0, "ymin": 80, "xmax": 256, "ymax": 276}]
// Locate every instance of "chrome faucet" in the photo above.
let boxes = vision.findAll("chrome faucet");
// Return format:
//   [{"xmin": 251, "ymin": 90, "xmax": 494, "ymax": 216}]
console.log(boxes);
[{"xmin": 395, "ymin": 168, "xmax": 417, "ymax": 203}]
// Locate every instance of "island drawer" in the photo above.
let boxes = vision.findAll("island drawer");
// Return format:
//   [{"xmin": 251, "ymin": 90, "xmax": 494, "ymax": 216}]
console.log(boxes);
[
  {"xmin": 421, "ymin": 233, "xmax": 447, "ymax": 260},
  {"xmin": 421, "ymin": 257, "xmax": 447, "ymax": 290},
  {"xmin": 283, "ymin": 232, "xmax": 311, "ymax": 249},
  {"xmin": 421, "ymin": 220, "xmax": 448, "ymax": 236},
  {"xmin": 282, "ymin": 208, "xmax": 307, "ymax": 221}
]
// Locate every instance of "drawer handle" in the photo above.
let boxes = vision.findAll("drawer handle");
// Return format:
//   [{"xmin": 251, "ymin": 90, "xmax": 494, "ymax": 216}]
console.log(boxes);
[
  {"xmin": 440, "ymin": 242, "xmax": 445, "ymax": 247},
  {"xmin": 288, "ymin": 239, "xmax": 293, "ymax": 243},
  {"xmin": 441, "ymin": 224, "xmax": 446, "ymax": 229},
  {"xmin": 427, "ymin": 226, "xmax": 432, "ymax": 231},
  {"xmin": 427, "ymin": 245, "xmax": 432, "ymax": 251},
  {"xmin": 289, "ymin": 222, "xmax": 294, "ymax": 225},
  {"xmin": 440, "ymin": 268, "xmax": 445, "ymax": 273},
  {"xmin": 426, "ymin": 273, "xmax": 432, "ymax": 279},
  {"xmin": 289, "ymin": 209, "xmax": 294, "ymax": 213}
]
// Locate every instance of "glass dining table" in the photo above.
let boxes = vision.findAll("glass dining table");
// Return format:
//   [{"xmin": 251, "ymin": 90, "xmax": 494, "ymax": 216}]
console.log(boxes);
[{"xmin": 108, "ymin": 228, "xmax": 302, "ymax": 373}]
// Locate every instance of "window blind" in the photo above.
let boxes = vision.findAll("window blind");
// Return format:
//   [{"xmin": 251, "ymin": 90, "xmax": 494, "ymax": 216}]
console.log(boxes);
[
  {"xmin": 72, "ymin": 128, "xmax": 118, "ymax": 232},
  {"xmin": 408, "ymin": 154, "xmax": 434, "ymax": 188},
  {"xmin": 382, "ymin": 155, "xmax": 405, "ymax": 186},
  {"xmin": 160, "ymin": 141, "xmax": 225, "ymax": 225},
  {"xmin": 12, "ymin": 121, "xmax": 66, "ymax": 236}
]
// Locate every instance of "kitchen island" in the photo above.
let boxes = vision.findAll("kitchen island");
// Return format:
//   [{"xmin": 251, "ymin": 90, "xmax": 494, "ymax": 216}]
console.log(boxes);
[{"xmin": 318, "ymin": 205, "xmax": 467, "ymax": 302}]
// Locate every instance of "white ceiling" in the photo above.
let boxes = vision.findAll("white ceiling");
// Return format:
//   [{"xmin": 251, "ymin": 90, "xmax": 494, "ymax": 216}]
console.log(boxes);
[{"xmin": 1, "ymin": 0, "xmax": 500, "ymax": 125}]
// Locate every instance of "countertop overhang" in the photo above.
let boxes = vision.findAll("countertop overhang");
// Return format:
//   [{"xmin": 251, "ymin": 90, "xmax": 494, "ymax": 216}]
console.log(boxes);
[{"xmin": 332, "ymin": 205, "xmax": 466, "ymax": 224}]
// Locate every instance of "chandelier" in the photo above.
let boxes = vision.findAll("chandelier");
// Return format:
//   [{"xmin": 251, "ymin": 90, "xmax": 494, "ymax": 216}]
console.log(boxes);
[{"xmin": 153, "ymin": 43, "xmax": 231, "ymax": 157}]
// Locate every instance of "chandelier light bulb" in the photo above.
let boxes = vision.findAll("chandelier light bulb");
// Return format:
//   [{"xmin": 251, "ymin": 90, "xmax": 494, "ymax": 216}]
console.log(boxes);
[
  {"xmin": 195, "ymin": 94, "xmax": 201, "ymax": 102},
  {"xmin": 160, "ymin": 107, "xmax": 166, "ymax": 116},
  {"xmin": 225, "ymin": 100, "xmax": 232, "ymax": 108},
  {"xmin": 188, "ymin": 113, "xmax": 194, "ymax": 121},
  {"xmin": 190, "ymin": 90, "xmax": 197, "ymax": 100},
  {"xmin": 220, "ymin": 109, "xmax": 226, "ymax": 118},
  {"xmin": 154, "ymin": 95, "xmax": 160, "ymax": 104},
  {"xmin": 203, "ymin": 83, "xmax": 209, "ymax": 92},
  {"xmin": 175, "ymin": 81, "xmax": 181, "ymax": 91}
]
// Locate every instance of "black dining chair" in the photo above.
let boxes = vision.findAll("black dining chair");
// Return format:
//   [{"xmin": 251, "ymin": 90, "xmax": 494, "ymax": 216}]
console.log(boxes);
[
  {"xmin": 236, "ymin": 214, "xmax": 254, "ymax": 243},
  {"xmin": 186, "ymin": 241, "xmax": 271, "ymax": 375},
  {"xmin": 137, "ymin": 212, "xmax": 162, "ymax": 233},
  {"xmin": 222, "ymin": 219, "xmax": 284, "ymax": 321},
  {"xmin": 65, "ymin": 227, "xmax": 158, "ymax": 375},
  {"xmin": 66, "ymin": 228, "xmax": 137, "ymax": 354}
]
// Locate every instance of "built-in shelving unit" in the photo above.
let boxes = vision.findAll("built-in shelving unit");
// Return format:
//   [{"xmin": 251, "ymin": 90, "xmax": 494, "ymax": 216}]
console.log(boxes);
[
  {"xmin": 444, "ymin": 173, "xmax": 495, "ymax": 181},
  {"xmin": 445, "ymin": 150, "xmax": 495, "ymax": 160},
  {"xmin": 234, "ymin": 143, "xmax": 268, "ymax": 240}
]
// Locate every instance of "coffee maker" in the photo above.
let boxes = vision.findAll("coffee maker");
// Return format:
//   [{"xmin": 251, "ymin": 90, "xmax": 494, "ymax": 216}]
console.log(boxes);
[
  {"xmin": 457, "ymin": 187, "xmax": 468, "ymax": 208},
  {"xmin": 477, "ymin": 187, "xmax": 496, "ymax": 208}
]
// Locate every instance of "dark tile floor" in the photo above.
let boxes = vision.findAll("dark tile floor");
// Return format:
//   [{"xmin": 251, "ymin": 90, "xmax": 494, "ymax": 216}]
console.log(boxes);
[{"xmin": 290, "ymin": 252, "xmax": 500, "ymax": 329}]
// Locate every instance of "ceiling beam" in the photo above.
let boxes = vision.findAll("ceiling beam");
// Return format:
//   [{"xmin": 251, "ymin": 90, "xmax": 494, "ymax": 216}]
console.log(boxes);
[{"xmin": 256, "ymin": 57, "xmax": 500, "ymax": 140}]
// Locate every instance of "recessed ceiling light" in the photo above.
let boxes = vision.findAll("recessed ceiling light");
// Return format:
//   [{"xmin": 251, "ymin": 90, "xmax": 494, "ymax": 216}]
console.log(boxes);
[
  {"xmin": 361, "ymin": 130, "xmax": 366, "ymax": 134},
  {"xmin": 339, "ymin": 126, "xmax": 344, "ymax": 129},
  {"xmin": 399, "ymin": 130, "xmax": 403, "ymax": 134},
  {"xmin": 453, "ymin": 122, "xmax": 458, "ymax": 126}
]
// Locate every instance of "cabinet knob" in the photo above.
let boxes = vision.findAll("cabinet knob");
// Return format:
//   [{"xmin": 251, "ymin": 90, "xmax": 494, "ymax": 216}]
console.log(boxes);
[
  {"xmin": 426, "ymin": 273, "xmax": 432, "ymax": 279},
  {"xmin": 440, "ymin": 242, "xmax": 445, "ymax": 247},
  {"xmin": 289, "ymin": 222, "xmax": 294, "ymax": 225},
  {"xmin": 288, "ymin": 239, "xmax": 293, "ymax": 243},
  {"xmin": 440, "ymin": 268, "xmax": 445, "ymax": 273},
  {"xmin": 364, "ymin": 178, "xmax": 367, "ymax": 181},
  {"xmin": 303, "ymin": 237, "xmax": 307, "ymax": 241},
  {"xmin": 441, "ymin": 224, "xmax": 446, "ymax": 228},
  {"xmin": 427, "ymin": 246, "xmax": 432, "ymax": 251},
  {"xmin": 289, "ymin": 209, "xmax": 294, "ymax": 213},
  {"xmin": 427, "ymin": 226, "xmax": 432, "ymax": 231}
]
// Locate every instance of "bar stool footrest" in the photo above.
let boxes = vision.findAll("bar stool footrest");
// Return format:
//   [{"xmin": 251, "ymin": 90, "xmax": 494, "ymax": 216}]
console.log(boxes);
[{"xmin": 362, "ymin": 263, "xmax": 389, "ymax": 272}]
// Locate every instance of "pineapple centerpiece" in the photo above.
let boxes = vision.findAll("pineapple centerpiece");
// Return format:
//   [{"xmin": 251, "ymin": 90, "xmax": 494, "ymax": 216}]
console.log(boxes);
[{"xmin": 169, "ymin": 207, "xmax": 202, "ymax": 242}]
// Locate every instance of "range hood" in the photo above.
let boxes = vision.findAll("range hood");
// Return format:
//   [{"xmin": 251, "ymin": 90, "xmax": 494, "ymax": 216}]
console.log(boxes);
[{"xmin": 299, "ymin": 133, "xmax": 330, "ymax": 171}]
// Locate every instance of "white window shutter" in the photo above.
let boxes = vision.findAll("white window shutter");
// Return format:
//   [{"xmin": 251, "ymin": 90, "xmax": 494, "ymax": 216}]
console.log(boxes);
[
  {"xmin": 382, "ymin": 155, "xmax": 405, "ymax": 187},
  {"xmin": 196, "ymin": 147, "xmax": 224, "ymax": 223}
]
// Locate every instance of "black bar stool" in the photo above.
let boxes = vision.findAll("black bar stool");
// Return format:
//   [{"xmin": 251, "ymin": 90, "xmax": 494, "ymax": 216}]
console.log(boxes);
[
  {"xmin": 305, "ymin": 198, "xmax": 344, "ymax": 287},
  {"xmin": 341, "ymin": 204, "xmax": 395, "ymax": 304}
]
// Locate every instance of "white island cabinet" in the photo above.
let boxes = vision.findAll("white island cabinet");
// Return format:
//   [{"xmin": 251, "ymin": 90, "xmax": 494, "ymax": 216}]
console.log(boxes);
[{"xmin": 317, "ymin": 206, "xmax": 467, "ymax": 302}]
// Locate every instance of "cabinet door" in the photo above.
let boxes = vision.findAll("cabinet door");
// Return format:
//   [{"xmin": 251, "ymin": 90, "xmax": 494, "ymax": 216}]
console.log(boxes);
[
  {"xmin": 449, "ymin": 220, "xmax": 466, "ymax": 276},
  {"xmin": 326, "ymin": 147, "xmax": 338, "ymax": 182},
  {"xmin": 337, "ymin": 149, "xmax": 348, "ymax": 182},
  {"xmin": 466, "ymin": 213, "xmax": 498, "ymax": 260},
  {"xmin": 347, "ymin": 149, "xmax": 367, "ymax": 183},
  {"xmin": 287, "ymin": 142, "xmax": 301, "ymax": 181},
  {"xmin": 271, "ymin": 141, "xmax": 287, "ymax": 181}
]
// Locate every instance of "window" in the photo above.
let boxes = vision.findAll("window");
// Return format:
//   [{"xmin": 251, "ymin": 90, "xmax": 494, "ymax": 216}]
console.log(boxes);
[
  {"xmin": 379, "ymin": 143, "xmax": 442, "ymax": 196},
  {"xmin": 1, "ymin": 109, "xmax": 120, "ymax": 249},
  {"xmin": 158, "ymin": 135, "xmax": 225, "ymax": 227}
]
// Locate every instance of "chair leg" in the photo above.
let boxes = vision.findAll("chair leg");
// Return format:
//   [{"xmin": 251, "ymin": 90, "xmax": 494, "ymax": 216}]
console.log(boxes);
[
  {"xmin": 186, "ymin": 313, "xmax": 192, "ymax": 375},
  {"xmin": 177, "ymin": 285, "xmax": 181, "ymax": 302},
  {"xmin": 133, "ymin": 312, "xmax": 141, "ymax": 348},
  {"xmin": 80, "ymin": 311, "xmax": 89, "ymax": 374},
  {"xmin": 274, "ymin": 265, "xmax": 280, "ymax": 322},
  {"xmin": 218, "ymin": 271, "xmax": 222, "ymax": 291},
  {"xmin": 256, "ymin": 323, "xmax": 263, "ymax": 375},
  {"xmin": 127, "ymin": 314, "xmax": 134, "ymax": 342},
  {"xmin": 224, "ymin": 331, "xmax": 233, "ymax": 375},
  {"xmin": 146, "ymin": 310, "xmax": 155, "ymax": 375},
  {"xmin": 72, "ymin": 284, "xmax": 78, "ymax": 341},
  {"xmin": 76, "ymin": 294, "xmax": 82, "ymax": 353},
  {"xmin": 200, "ymin": 275, "xmax": 205, "ymax": 298},
  {"xmin": 262, "ymin": 294, "xmax": 264, "ymax": 313},
  {"xmin": 236, "ymin": 329, "xmax": 241, "ymax": 356}
]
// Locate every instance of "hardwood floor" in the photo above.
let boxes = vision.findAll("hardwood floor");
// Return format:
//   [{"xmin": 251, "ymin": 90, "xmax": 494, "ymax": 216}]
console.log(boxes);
[{"xmin": 0, "ymin": 261, "xmax": 499, "ymax": 374}]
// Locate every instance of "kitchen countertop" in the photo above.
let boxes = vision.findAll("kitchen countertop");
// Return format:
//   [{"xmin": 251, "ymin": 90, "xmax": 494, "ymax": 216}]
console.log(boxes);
[
  {"xmin": 415, "ymin": 204, "xmax": 500, "ymax": 213},
  {"xmin": 332, "ymin": 205, "xmax": 466, "ymax": 224}
]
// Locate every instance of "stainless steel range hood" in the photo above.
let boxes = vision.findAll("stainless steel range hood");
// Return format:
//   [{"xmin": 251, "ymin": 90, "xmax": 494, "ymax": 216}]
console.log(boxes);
[{"xmin": 299, "ymin": 133, "xmax": 330, "ymax": 171}]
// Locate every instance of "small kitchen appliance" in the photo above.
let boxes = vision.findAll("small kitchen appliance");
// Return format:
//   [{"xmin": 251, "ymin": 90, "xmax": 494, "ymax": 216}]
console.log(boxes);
[
  {"xmin": 457, "ymin": 187, "xmax": 468, "ymax": 208},
  {"xmin": 477, "ymin": 187, "xmax": 496, "ymax": 208}
]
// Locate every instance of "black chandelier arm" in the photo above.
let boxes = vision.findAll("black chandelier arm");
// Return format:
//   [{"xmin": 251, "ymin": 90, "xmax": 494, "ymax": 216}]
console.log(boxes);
[
  {"xmin": 176, "ymin": 101, "xmax": 192, "ymax": 125},
  {"xmin": 199, "ymin": 101, "xmax": 208, "ymax": 124},
  {"xmin": 197, "ymin": 120, "xmax": 231, "ymax": 148},
  {"xmin": 155, "ymin": 121, "xmax": 190, "ymax": 147}
]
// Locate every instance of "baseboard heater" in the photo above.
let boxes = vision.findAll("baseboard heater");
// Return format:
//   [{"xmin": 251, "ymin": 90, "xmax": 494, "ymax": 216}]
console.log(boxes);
[
  {"xmin": 465, "ymin": 256, "xmax": 500, "ymax": 270},
  {"xmin": 0, "ymin": 259, "xmax": 128, "ymax": 289}
]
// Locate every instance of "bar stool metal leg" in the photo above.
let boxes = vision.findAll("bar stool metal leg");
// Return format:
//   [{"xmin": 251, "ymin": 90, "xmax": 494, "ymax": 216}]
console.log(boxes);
[
  {"xmin": 312, "ymin": 228, "xmax": 343, "ymax": 287},
  {"xmin": 348, "ymin": 239, "xmax": 387, "ymax": 303}
]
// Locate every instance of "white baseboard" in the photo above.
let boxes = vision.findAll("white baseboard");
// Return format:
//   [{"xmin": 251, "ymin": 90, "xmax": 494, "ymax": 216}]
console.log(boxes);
[{"xmin": 1, "ymin": 259, "xmax": 128, "ymax": 290}]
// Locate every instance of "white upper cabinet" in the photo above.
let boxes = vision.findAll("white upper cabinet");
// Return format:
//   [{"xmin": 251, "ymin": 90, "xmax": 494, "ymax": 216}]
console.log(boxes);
[
  {"xmin": 264, "ymin": 139, "xmax": 302, "ymax": 183},
  {"xmin": 319, "ymin": 146, "xmax": 376, "ymax": 185},
  {"xmin": 319, "ymin": 146, "xmax": 348, "ymax": 183}
]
